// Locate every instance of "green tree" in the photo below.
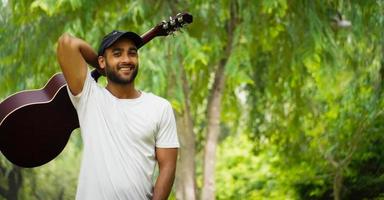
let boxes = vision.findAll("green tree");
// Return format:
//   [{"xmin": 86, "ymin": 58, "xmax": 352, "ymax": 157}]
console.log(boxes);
[{"xmin": 1, "ymin": 1, "xmax": 383, "ymax": 200}]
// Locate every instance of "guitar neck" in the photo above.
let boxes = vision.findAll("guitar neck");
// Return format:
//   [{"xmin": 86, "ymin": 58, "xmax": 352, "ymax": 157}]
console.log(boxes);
[{"xmin": 139, "ymin": 26, "xmax": 164, "ymax": 49}]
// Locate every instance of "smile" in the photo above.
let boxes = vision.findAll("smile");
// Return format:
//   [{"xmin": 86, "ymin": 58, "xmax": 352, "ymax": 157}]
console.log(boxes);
[{"xmin": 118, "ymin": 66, "xmax": 135, "ymax": 72}]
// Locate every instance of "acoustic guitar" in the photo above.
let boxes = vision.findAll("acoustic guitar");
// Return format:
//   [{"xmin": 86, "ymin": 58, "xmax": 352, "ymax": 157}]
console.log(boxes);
[{"xmin": 0, "ymin": 13, "xmax": 192, "ymax": 168}]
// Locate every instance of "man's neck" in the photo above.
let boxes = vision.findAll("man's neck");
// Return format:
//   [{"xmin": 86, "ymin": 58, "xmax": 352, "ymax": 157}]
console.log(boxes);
[{"xmin": 105, "ymin": 82, "xmax": 141, "ymax": 99}]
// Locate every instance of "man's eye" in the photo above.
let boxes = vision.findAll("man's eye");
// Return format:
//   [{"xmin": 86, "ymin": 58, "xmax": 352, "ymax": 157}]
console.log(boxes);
[
  {"xmin": 113, "ymin": 52, "xmax": 121, "ymax": 56},
  {"xmin": 129, "ymin": 51, "xmax": 137, "ymax": 56}
]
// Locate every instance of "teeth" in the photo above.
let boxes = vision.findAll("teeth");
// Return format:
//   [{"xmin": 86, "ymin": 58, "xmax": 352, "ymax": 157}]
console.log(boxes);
[
  {"xmin": 120, "ymin": 68, "xmax": 131, "ymax": 72},
  {"xmin": 120, "ymin": 67, "xmax": 130, "ymax": 69},
  {"xmin": 119, "ymin": 66, "xmax": 134, "ymax": 70}
]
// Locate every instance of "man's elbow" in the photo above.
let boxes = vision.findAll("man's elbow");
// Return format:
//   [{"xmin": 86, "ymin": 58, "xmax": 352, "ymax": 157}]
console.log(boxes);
[{"xmin": 57, "ymin": 33, "xmax": 76, "ymax": 52}]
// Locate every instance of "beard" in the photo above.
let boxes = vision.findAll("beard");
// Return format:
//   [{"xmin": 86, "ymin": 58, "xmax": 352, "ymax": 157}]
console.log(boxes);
[{"xmin": 104, "ymin": 59, "xmax": 139, "ymax": 85}]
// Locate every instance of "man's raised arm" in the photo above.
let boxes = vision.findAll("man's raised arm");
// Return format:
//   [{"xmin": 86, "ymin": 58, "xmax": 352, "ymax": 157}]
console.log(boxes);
[{"xmin": 56, "ymin": 33, "xmax": 99, "ymax": 95}]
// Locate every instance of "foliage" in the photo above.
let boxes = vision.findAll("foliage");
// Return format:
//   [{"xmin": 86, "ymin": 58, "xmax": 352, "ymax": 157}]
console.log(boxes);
[
  {"xmin": 0, "ymin": 0, "xmax": 383, "ymax": 199},
  {"xmin": 216, "ymin": 134, "xmax": 298, "ymax": 200}
]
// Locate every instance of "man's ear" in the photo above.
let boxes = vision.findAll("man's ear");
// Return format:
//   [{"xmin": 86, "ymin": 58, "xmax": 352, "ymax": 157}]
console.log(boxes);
[{"xmin": 98, "ymin": 56, "xmax": 106, "ymax": 69}]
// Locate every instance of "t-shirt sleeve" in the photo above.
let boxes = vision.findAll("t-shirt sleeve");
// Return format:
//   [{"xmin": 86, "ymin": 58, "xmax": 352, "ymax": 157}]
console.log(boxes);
[
  {"xmin": 156, "ymin": 101, "xmax": 180, "ymax": 148},
  {"xmin": 66, "ymin": 68, "xmax": 94, "ymax": 109}
]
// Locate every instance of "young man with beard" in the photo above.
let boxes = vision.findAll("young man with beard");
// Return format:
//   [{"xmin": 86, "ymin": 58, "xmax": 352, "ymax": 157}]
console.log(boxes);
[{"xmin": 57, "ymin": 30, "xmax": 179, "ymax": 200}]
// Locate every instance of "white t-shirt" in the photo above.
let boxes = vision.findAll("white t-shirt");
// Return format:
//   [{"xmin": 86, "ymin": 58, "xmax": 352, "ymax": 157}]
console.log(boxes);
[{"xmin": 67, "ymin": 71, "xmax": 179, "ymax": 200}]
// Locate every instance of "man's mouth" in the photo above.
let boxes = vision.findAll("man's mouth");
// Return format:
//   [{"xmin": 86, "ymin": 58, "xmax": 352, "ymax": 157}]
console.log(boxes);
[{"xmin": 118, "ymin": 65, "xmax": 135, "ymax": 72}]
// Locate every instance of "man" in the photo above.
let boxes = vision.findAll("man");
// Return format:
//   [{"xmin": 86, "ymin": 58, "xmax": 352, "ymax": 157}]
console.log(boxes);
[{"xmin": 57, "ymin": 30, "xmax": 179, "ymax": 200}]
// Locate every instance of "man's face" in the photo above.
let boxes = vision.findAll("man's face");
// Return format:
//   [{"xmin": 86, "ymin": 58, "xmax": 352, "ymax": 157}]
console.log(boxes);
[{"xmin": 101, "ymin": 38, "xmax": 139, "ymax": 85}]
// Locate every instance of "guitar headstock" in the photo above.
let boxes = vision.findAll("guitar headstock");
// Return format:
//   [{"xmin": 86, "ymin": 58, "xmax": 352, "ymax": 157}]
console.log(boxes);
[
  {"xmin": 157, "ymin": 12, "xmax": 193, "ymax": 36},
  {"xmin": 139, "ymin": 12, "xmax": 193, "ymax": 47}
]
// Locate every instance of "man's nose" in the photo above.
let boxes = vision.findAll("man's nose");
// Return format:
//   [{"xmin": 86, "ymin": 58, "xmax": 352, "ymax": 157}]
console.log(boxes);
[{"xmin": 121, "ymin": 53, "xmax": 133, "ymax": 64}]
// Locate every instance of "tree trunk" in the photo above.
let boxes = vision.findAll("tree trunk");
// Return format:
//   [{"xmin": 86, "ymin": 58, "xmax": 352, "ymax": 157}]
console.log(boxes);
[
  {"xmin": 333, "ymin": 168, "xmax": 343, "ymax": 200},
  {"xmin": 201, "ymin": 1, "xmax": 238, "ymax": 200},
  {"xmin": 175, "ymin": 114, "xmax": 197, "ymax": 200},
  {"xmin": 201, "ymin": 64, "xmax": 226, "ymax": 200},
  {"xmin": 175, "ymin": 62, "xmax": 197, "ymax": 200}
]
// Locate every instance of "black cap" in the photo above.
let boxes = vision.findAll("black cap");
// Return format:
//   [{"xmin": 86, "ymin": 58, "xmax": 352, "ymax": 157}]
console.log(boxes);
[{"xmin": 98, "ymin": 30, "xmax": 143, "ymax": 56}]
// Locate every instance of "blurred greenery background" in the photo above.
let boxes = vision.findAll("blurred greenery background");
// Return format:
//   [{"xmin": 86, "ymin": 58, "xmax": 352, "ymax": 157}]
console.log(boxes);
[{"xmin": 0, "ymin": 0, "xmax": 383, "ymax": 199}]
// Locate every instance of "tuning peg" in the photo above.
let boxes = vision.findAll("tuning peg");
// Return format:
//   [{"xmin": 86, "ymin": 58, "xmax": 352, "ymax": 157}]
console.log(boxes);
[
  {"xmin": 166, "ymin": 30, "xmax": 175, "ymax": 36},
  {"xmin": 162, "ymin": 21, "xmax": 169, "ymax": 30},
  {"xmin": 170, "ymin": 16, "xmax": 176, "ymax": 26},
  {"xmin": 177, "ymin": 15, "xmax": 183, "ymax": 23}
]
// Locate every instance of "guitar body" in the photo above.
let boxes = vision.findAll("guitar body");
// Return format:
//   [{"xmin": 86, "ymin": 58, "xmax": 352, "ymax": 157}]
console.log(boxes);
[
  {"xmin": 0, "ymin": 12, "xmax": 192, "ymax": 168},
  {"xmin": 0, "ymin": 73, "xmax": 79, "ymax": 167}
]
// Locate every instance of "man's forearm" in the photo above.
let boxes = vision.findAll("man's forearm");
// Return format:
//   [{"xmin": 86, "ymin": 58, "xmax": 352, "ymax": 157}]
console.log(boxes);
[
  {"xmin": 152, "ymin": 165, "xmax": 176, "ymax": 200},
  {"xmin": 77, "ymin": 39, "xmax": 99, "ymax": 69}
]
